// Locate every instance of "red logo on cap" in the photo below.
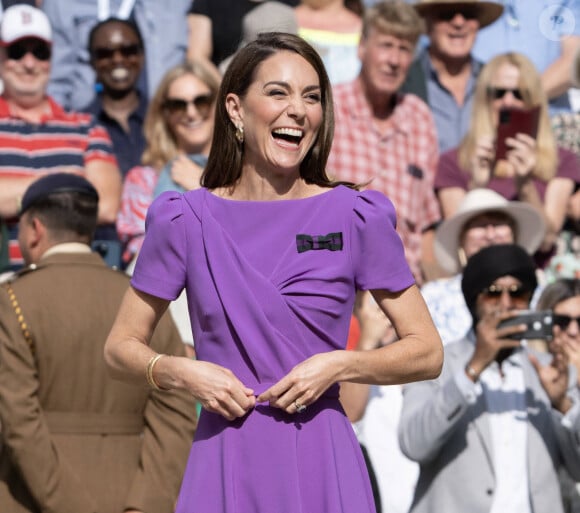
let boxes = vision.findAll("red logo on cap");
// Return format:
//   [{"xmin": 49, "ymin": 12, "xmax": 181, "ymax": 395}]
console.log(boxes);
[{"xmin": 21, "ymin": 11, "xmax": 33, "ymax": 25}]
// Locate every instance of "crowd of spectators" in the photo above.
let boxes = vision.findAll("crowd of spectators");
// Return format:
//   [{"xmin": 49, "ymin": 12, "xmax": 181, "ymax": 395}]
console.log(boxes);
[{"xmin": 0, "ymin": 0, "xmax": 579, "ymax": 512}]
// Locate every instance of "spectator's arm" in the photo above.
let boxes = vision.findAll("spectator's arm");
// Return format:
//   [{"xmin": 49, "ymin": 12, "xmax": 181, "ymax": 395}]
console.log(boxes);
[
  {"xmin": 85, "ymin": 160, "xmax": 122, "ymax": 225},
  {"xmin": 186, "ymin": 14, "xmax": 213, "ymax": 63},
  {"xmin": 541, "ymin": 36, "xmax": 580, "ymax": 100},
  {"xmin": 0, "ymin": 175, "xmax": 39, "ymax": 218}
]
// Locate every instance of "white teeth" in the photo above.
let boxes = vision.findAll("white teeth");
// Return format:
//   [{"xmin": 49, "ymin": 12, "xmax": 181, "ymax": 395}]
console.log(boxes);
[
  {"xmin": 273, "ymin": 127, "xmax": 303, "ymax": 137},
  {"xmin": 111, "ymin": 68, "xmax": 129, "ymax": 80}
]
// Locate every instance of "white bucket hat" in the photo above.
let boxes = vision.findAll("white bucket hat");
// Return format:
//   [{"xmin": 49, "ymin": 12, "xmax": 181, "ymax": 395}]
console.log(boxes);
[{"xmin": 435, "ymin": 188, "xmax": 545, "ymax": 274}]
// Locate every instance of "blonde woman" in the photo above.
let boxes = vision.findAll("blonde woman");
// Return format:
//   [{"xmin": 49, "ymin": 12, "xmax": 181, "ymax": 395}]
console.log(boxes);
[
  {"xmin": 117, "ymin": 60, "xmax": 220, "ymax": 266},
  {"xmin": 435, "ymin": 52, "xmax": 580, "ymax": 256}
]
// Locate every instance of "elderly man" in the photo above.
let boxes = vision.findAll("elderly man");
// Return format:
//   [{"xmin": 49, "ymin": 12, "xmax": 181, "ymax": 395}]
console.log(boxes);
[
  {"xmin": 0, "ymin": 173, "xmax": 197, "ymax": 513},
  {"xmin": 402, "ymin": 0, "xmax": 503, "ymax": 152},
  {"xmin": 400, "ymin": 243, "xmax": 580, "ymax": 513},
  {"xmin": 0, "ymin": 4, "xmax": 122, "ymax": 270},
  {"xmin": 327, "ymin": 1, "xmax": 440, "ymax": 284}
]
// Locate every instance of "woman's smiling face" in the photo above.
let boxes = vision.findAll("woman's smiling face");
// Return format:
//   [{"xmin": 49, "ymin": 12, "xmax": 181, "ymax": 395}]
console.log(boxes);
[{"xmin": 226, "ymin": 50, "xmax": 323, "ymax": 177}]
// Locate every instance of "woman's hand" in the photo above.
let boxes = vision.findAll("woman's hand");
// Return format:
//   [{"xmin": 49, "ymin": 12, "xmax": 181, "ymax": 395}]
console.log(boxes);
[
  {"xmin": 257, "ymin": 351, "xmax": 346, "ymax": 414},
  {"xmin": 470, "ymin": 136, "xmax": 494, "ymax": 187},
  {"xmin": 529, "ymin": 338, "xmax": 571, "ymax": 413},
  {"xmin": 182, "ymin": 359, "xmax": 256, "ymax": 420},
  {"xmin": 170, "ymin": 154, "xmax": 204, "ymax": 191},
  {"xmin": 505, "ymin": 133, "xmax": 537, "ymax": 181}
]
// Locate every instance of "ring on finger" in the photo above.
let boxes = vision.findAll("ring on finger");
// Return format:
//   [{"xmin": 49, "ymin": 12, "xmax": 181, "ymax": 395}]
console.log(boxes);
[{"xmin": 294, "ymin": 400, "xmax": 307, "ymax": 413}]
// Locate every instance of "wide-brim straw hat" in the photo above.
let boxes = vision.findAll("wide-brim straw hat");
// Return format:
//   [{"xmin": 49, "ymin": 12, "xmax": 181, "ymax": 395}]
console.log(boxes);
[
  {"xmin": 414, "ymin": 0, "xmax": 504, "ymax": 28},
  {"xmin": 435, "ymin": 188, "xmax": 545, "ymax": 274}
]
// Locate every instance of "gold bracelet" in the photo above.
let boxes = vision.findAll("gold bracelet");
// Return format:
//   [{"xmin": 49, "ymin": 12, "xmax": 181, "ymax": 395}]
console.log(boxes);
[{"xmin": 146, "ymin": 354, "xmax": 166, "ymax": 390}]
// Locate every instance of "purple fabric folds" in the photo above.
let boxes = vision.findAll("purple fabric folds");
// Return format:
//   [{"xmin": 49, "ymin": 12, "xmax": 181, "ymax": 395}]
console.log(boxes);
[{"xmin": 131, "ymin": 185, "xmax": 414, "ymax": 512}]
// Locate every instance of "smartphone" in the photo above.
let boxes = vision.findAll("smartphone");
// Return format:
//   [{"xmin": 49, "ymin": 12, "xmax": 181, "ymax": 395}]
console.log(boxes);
[
  {"xmin": 497, "ymin": 310, "xmax": 553, "ymax": 341},
  {"xmin": 494, "ymin": 106, "xmax": 540, "ymax": 164}
]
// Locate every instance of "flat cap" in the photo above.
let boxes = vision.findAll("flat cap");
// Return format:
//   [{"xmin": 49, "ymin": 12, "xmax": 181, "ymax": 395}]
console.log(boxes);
[{"xmin": 20, "ymin": 173, "xmax": 99, "ymax": 215}]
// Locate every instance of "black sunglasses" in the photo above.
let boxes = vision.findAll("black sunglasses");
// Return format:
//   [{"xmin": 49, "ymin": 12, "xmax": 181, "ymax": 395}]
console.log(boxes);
[
  {"xmin": 487, "ymin": 86, "xmax": 525, "ymax": 101},
  {"xmin": 163, "ymin": 94, "xmax": 214, "ymax": 118},
  {"xmin": 435, "ymin": 7, "xmax": 479, "ymax": 21},
  {"xmin": 6, "ymin": 40, "xmax": 51, "ymax": 61},
  {"xmin": 92, "ymin": 43, "xmax": 142, "ymax": 61},
  {"xmin": 553, "ymin": 314, "xmax": 580, "ymax": 330},
  {"xmin": 481, "ymin": 284, "xmax": 529, "ymax": 300}
]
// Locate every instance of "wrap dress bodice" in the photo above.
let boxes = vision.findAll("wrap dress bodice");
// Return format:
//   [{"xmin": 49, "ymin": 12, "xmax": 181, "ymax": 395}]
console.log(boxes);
[{"xmin": 131, "ymin": 185, "xmax": 414, "ymax": 513}]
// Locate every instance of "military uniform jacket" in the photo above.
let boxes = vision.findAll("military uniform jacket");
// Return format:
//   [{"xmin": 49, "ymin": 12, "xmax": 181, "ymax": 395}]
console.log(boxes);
[{"xmin": 0, "ymin": 251, "xmax": 197, "ymax": 513}]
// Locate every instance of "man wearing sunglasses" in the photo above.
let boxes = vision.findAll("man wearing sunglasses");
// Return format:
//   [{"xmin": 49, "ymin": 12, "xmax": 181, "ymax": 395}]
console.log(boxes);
[
  {"xmin": 400, "ymin": 243, "xmax": 580, "ymax": 513},
  {"xmin": 0, "ymin": 5, "xmax": 122, "ymax": 271},
  {"xmin": 402, "ymin": 0, "xmax": 503, "ymax": 153}
]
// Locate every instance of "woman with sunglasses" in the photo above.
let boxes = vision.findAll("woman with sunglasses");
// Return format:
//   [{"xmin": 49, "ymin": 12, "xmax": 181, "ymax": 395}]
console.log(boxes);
[
  {"xmin": 536, "ymin": 278, "xmax": 580, "ymax": 512},
  {"xmin": 117, "ymin": 60, "xmax": 220, "ymax": 269},
  {"xmin": 84, "ymin": 17, "xmax": 146, "ymax": 180},
  {"xmin": 105, "ymin": 32, "xmax": 442, "ymax": 513},
  {"xmin": 435, "ymin": 52, "xmax": 580, "ymax": 265},
  {"xmin": 537, "ymin": 279, "xmax": 580, "ymax": 386}
]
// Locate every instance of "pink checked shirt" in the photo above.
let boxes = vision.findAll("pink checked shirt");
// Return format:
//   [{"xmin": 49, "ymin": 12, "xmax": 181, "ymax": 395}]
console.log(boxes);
[{"xmin": 327, "ymin": 78, "xmax": 441, "ymax": 282}]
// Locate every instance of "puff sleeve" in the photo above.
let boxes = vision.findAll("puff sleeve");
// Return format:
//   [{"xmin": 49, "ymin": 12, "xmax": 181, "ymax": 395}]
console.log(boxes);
[
  {"xmin": 350, "ymin": 189, "xmax": 415, "ymax": 291},
  {"xmin": 131, "ymin": 192, "xmax": 188, "ymax": 300}
]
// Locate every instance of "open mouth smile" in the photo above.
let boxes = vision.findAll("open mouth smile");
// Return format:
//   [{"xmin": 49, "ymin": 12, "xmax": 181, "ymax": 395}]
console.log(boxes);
[{"xmin": 272, "ymin": 127, "xmax": 304, "ymax": 146}]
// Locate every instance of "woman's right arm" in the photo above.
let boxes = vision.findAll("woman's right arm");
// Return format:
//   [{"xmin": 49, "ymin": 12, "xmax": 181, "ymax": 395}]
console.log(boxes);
[{"xmin": 105, "ymin": 287, "xmax": 256, "ymax": 420}]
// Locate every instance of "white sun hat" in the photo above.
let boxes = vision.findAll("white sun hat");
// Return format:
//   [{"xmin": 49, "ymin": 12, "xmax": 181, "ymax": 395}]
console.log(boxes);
[{"xmin": 435, "ymin": 188, "xmax": 545, "ymax": 274}]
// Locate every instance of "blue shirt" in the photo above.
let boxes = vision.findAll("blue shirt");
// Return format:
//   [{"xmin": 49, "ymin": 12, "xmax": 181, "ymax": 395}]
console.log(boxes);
[
  {"xmin": 153, "ymin": 154, "xmax": 208, "ymax": 198},
  {"xmin": 82, "ymin": 93, "xmax": 147, "ymax": 179},
  {"xmin": 472, "ymin": 0, "xmax": 580, "ymax": 113},
  {"xmin": 420, "ymin": 50, "xmax": 482, "ymax": 152}
]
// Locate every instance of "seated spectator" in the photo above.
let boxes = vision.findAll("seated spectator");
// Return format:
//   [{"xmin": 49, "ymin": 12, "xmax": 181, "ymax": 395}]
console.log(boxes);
[
  {"xmin": 42, "ymin": 0, "xmax": 191, "ymax": 111},
  {"xmin": 400, "ymin": 243, "xmax": 580, "ymax": 513},
  {"xmin": 0, "ymin": 173, "xmax": 197, "ymax": 512},
  {"xmin": 471, "ymin": 0, "xmax": 580, "ymax": 113},
  {"xmin": 421, "ymin": 187, "xmax": 544, "ymax": 345},
  {"xmin": 295, "ymin": 0, "xmax": 363, "ymax": 85},
  {"xmin": 82, "ymin": 17, "xmax": 146, "ymax": 179},
  {"xmin": 551, "ymin": 47, "xmax": 580, "ymax": 259},
  {"xmin": 327, "ymin": 1, "xmax": 440, "ymax": 284},
  {"xmin": 402, "ymin": 0, "xmax": 503, "ymax": 152},
  {"xmin": 0, "ymin": 5, "xmax": 122, "ymax": 270},
  {"xmin": 537, "ymin": 278, "xmax": 580, "ymax": 513},
  {"xmin": 117, "ymin": 60, "xmax": 219, "ymax": 267},
  {"xmin": 435, "ymin": 52, "xmax": 580, "ymax": 262},
  {"xmin": 187, "ymin": 0, "xmax": 299, "ymax": 69}
]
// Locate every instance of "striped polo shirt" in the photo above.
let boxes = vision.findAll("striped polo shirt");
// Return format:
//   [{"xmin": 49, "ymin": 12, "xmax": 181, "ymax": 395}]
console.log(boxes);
[{"xmin": 0, "ymin": 96, "xmax": 117, "ymax": 268}]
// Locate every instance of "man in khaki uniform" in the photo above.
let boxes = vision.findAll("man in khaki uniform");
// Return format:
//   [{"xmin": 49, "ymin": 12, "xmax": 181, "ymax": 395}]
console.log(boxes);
[{"xmin": 0, "ymin": 173, "xmax": 197, "ymax": 513}]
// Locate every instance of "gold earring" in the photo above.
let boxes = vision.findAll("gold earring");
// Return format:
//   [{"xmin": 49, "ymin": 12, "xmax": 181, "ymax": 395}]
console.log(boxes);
[{"xmin": 235, "ymin": 124, "xmax": 244, "ymax": 144}]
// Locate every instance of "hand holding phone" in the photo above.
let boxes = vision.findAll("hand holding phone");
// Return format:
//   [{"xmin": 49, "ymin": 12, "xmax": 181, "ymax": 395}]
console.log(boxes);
[
  {"xmin": 494, "ymin": 106, "xmax": 540, "ymax": 177},
  {"xmin": 497, "ymin": 310, "xmax": 553, "ymax": 341}
]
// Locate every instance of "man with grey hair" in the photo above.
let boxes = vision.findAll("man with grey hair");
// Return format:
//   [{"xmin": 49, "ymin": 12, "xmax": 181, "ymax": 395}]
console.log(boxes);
[{"xmin": 327, "ymin": 1, "xmax": 441, "ymax": 284}]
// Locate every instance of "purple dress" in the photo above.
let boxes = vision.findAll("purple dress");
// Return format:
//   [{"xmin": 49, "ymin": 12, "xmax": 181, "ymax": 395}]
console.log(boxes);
[{"xmin": 131, "ymin": 185, "xmax": 414, "ymax": 513}]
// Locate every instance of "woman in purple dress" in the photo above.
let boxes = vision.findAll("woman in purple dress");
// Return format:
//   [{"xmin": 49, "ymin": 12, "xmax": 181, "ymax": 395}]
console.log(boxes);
[{"xmin": 105, "ymin": 32, "xmax": 443, "ymax": 513}]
